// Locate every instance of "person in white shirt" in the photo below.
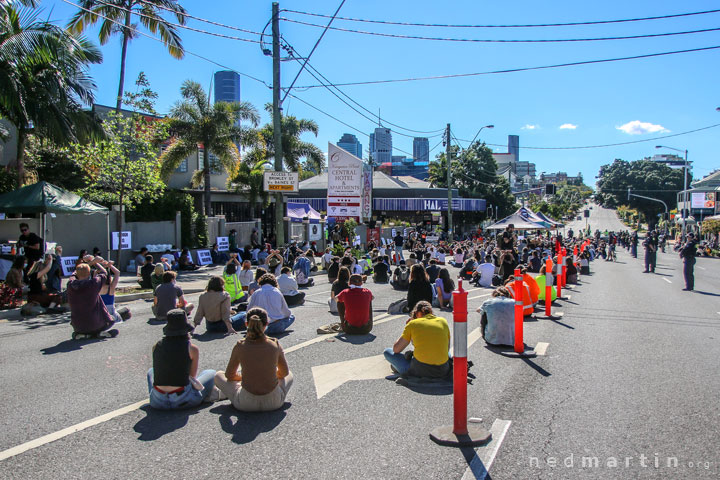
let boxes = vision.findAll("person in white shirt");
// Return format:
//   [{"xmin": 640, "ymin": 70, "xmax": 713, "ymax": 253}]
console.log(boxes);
[
  {"xmin": 321, "ymin": 248, "xmax": 333, "ymax": 270},
  {"xmin": 239, "ymin": 274, "xmax": 295, "ymax": 335},
  {"xmin": 237, "ymin": 260, "xmax": 254, "ymax": 292},
  {"xmin": 277, "ymin": 267, "xmax": 305, "ymax": 306},
  {"xmin": 474, "ymin": 255, "xmax": 497, "ymax": 288},
  {"xmin": 453, "ymin": 249, "xmax": 464, "ymax": 267}
]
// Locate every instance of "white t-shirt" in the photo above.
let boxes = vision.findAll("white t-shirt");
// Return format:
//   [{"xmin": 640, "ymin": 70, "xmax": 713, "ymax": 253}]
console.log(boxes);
[
  {"xmin": 478, "ymin": 262, "xmax": 496, "ymax": 287},
  {"xmin": 454, "ymin": 252, "xmax": 464, "ymax": 264},
  {"xmin": 436, "ymin": 252, "xmax": 446, "ymax": 264},
  {"xmin": 277, "ymin": 273, "xmax": 299, "ymax": 296},
  {"xmin": 238, "ymin": 268, "xmax": 254, "ymax": 287}
]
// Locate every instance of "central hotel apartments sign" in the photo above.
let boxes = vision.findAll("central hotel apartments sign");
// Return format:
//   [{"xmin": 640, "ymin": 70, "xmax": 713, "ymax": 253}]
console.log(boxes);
[{"xmin": 327, "ymin": 142, "xmax": 372, "ymax": 222}]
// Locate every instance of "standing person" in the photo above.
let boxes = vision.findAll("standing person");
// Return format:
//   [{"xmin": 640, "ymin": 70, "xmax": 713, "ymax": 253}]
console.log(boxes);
[
  {"xmin": 406, "ymin": 264, "xmax": 434, "ymax": 312},
  {"xmin": 147, "ymin": 309, "xmax": 218, "ymax": 410},
  {"xmin": 67, "ymin": 256, "xmax": 118, "ymax": 339},
  {"xmin": 45, "ymin": 245, "xmax": 63, "ymax": 294},
  {"xmin": 643, "ymin": 232, "xmax": 658, "ymax": 273},
  {"xmin": 393, "ymin": 231, "xmax": 405, "ymax": 262},
  {"xmin": 679, "ymin": 232, "xmax": 698, "ymax": 291},
  {"xmin": 336, "ymin": 274, "xmax": 374, "ymax": 335},
  {"xmin": 213, "ymin": 307, "xmax": 293, "ymax": 412},
  {"xmin": 250, "ymin": 228, "xmax": 260, "ymax": 249},
  {"xmin": 17, "ymin": 222, "xmax": 44, "ymax": 267},
  {"xmin": 228, "ymin": 229, "xmax": 239, "ymax": 253},
  {"xmin": 499, "ymin": 224, "xmax": 516, "ymax": 251},
  {"xmin": 153, "ymin": 271, "xmax": 194, "ymax": 321},
  {"xmin": 630, "ymin": 231, "xmax": 639, "ymax": 258}
]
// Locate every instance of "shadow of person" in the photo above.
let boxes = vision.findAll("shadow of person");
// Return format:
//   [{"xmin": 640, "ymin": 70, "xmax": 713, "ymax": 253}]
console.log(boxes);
[
  {"xmin": 191, "ymin": 331, "xmax": 227, "ymax": 343},
  {"xmin": 41, "ymin": 337, "xmax": 104, "ymax": 355},
  {"xmin": 133, "ymin": 404, "xmax": 209, "ymax": 441},
  {"xmin": 147, "ymin": 318, "xmax": 166, "ymax": 325},
  {"xmin": 337, "ymin": 333, "xmax": 376, "ymax": 345},
  {"xmin": 210, "ymin": 403, "xmax": 290, "ymax": 444},
  {"xmin": 693, "ymin": 290, "xmax": 720, "ymax": 297},
  {"xmin": 267, "ymin": 330, "xmax": 293, "ymax": 340}
]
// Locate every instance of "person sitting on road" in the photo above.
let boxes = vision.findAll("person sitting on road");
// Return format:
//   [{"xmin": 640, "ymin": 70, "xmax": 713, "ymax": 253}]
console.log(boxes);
[
  {"xmin": 247, "ymin": 267, "xmax": 266, "ymax": 296},
  {"xmin": 151, "ymin": 264, "xmax": 165, "ymax": 291},
  {"xmin": 67, "ymin": 256, "xmax": 118, "ymax": 339},
  {"xmin": 425, "ymin": 258, "xmax": 441, "ymax": 284},
  {"xmin": 265, "ymin": 251, "xmax": 283, "ymax": 277},
  {"xmin": 406, "ymin": 264, "xmax": 434, "ymax": 313},
  {"xmin": 153, "ymin": 271, "xmax": 194, "ymax": 321},
  {"xmin": 242, "ymin": 274, "xmax": 295, "ymax": 335},
  {"xmin": 478, "ymin": 287, "xmax": 515, "ymax": 346},
  {"xmin": 432, "ymin": 267, "xmax": 454, "ymax": 310},
  {"xmin": 391, "ymin": 262, "xmax": 411, "ymax": 291},
  {"xmin": 210, "ymin": 243, "xmax": 230, "ymax": 265},
  {"xmin": 178, "ymin": 248, "xmax": 200, "ymax": 271},
  {"xmin": 223, "ymin": 256, "xmax": 246, "ymax": 305},
  {"xmin": 328, "ymin": 266, "xmax": 350, "ymax": 314},
  {"xmin": 134, "ymin": 248, "xmax": 149, "ymax": 271},
  {"xmin": 138, "ymin": 254, "xmax": 155, "ymax": 289},
  {"xmin": 277, "ymin": 267, "xmax": 306, "ymax": 307},
  {"xmin": 372, "ymin": 256, "xmax": 390, "ymax": 283},
  {"xmin": 238, "ymin": 260, "xmax": 254, "ymax": 293},
  {"xmin": 565, "ymin": 256, "xmax": 578, "ymax": 284},
  {"xmin": 147, "ymin": 309, "xmax": 218, "ymax": 409},
  {"xmin": 161, "ymin": 249, "xmax": 178, "ymax": 271},
  {"xmin": 193, "ymin": 276, "xmax": 246, "ymax": 334},
  {"xmin": 336, "ymin": 274, "xmax": 374, "ymax": 335},
  {"xmin": 535, "ymin": 264, "xmax": 557, "ymax": 302},
  {"xmin": 521, "ymin": 266, "xmax": 540, "ymax": 306},
  {"xmin": 383, "ymin": 300, "xmax": 450, "ymax": 378},
  {"xmin": 505, "ymin": 275, "xmax": 533, "ymax": 317},
  {"xmin": 27, "ymin": 256, "xmax": 64, "ymax": 312},
  {"xmin": 213, "ymin": 307, "xmax": 293, "ymax": 412},
  {"xmin": 459, "ymin": 257, "xmax": 476, "ymax": 281},
  {"xmin": 529, "ymin": 250, "xmax": 542, "ymax": 273},
  {"xmin": 293, "ymin": 251, "xmax": 315, "ymax": 287},
  {"xmin": 579, "ymin": 251, "xmax": 590, "ymax": 275},
  {"xmin": 99, "ymin": 259, "xmax": 131, "ymax": 324},
  {"xmin": 327, "ymin": 256, "xmax": 340, "ymax": 283}
]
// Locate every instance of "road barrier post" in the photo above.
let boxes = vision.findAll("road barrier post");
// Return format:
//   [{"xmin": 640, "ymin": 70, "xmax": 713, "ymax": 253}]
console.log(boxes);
[
  {"xmin": 429, "ymin": 280, "xmax": 491, "ymax": 447},
  {"xmin": 557, "ymin": 251, "xmax": 563, "ymax": 298},
  {"xmin": 513, "ymin": 268, "xmax": 524, "ymax": 354},
  {"xmin": 561, "ymin": 248, "xmax": 568, "ymax": 292},
  {"xmin": 545, "ymin": 258, "xmax": 552, "ymax": 317}
]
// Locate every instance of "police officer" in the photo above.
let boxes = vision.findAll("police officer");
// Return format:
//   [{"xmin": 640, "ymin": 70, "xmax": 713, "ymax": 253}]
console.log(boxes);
[
  {"xmin": 679, "ymin": 232, "xmax": 698, "ymax": 291},
  {"xmin": 642, "ymin": 231, "xmax": 658, "ymax": 273},
  {"xmin": 630, "ymin": 230, "xmax": 639, "ymax": 258}
]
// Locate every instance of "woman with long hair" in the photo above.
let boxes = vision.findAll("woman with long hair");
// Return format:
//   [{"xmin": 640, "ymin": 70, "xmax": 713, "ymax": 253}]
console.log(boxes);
[
  {"xmin": 193, "ymin": 276, "xmax": 246, "ymax": 334},
  {"xmin": 99, "ymin": 259, "xmax": 131, "ymax": 323},
  {"xmin": 433, "ymin": 267, "xmax": 455, "ymax": 310},
  {"xmin": 406, "ymin": 263, "xmax": 433, "ymax": 312},
  {"xmin": 214, "ymin": 307, "xmax": 293, "ymax": 411},
  {"xmin": 27, "ymin": 256, "xmax": 64, "ymax": 312},
  {"xmin": 328, "ymin": 266, "xmax": 350, "ymax": 313}
]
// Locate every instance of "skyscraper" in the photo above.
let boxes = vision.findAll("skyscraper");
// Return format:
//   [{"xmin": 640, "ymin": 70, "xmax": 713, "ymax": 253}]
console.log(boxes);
[
  {"xmin": 413, "ymin": 137, "xmax": 429, "ymax": 162},
  {"xmin": 337, "ymin": 133, "xmax": 363, "ymax": 158},
  {"xmin": 370, "ymin": 127, "xmax": 392, "ymax": 164},
  {"xmin": 508, "ymin": 135, "xmax": 519, "ymax": 161},
  {"xmin": 214, "ymin": 71, "xmax": 240, "ymax": 104}
]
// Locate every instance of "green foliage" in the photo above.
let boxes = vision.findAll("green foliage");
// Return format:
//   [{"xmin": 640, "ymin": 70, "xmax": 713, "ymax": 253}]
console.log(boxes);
[
  {"xmin": 123, "ymin": 72, "xmax": 159, "ymax": 115},
  {"xmin": 702, "ymin": 219, "xmax": 720, "ymax": 236},
  {"xmin": 343, "ymin": 218, "xmax": 358, "ymax": 239},
  {"xmin": 529, "ymin": 182, "xmax": 593, "ymax": 221},
  {"xmin": 596, "ymin": 159, "xmax": 686, "ymax": 226},
  {"xmin": 0, "ymin": 168, "xmax": 18, "ymax": 194},
  {"xmin": 24, "ymin": 136, "xmax": 87, "ymax": 191},
  {"xmin": 126, "ymin": 190, "xmax": 195, "ymax": 247},
  {"xmin": 70, "ymin": 110, "xmax": 166, "ymax": 207},
  {"xmin": 192, "ymin": 213, "xmax": 208, "ymax": 248}
]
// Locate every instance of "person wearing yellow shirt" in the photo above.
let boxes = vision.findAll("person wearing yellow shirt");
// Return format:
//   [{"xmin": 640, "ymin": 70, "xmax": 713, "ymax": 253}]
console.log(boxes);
[{"xmin": 383, "ymin": 301, "xmax": 450, "ymax": 378}]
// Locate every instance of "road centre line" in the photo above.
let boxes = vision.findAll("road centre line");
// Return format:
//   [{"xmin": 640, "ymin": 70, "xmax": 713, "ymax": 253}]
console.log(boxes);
[
  {"xmin": 468, "ymin": 293, "xmax": 491, "ymax": 301},
  {"xmin": 460, "ymin": 419, "xmax": 512, "ymax": 480},
  {"xmin": 534, "ymin": 342, "xmax": 549, "ymax": 356},
  {"xmin": 663, "ymin": 278, "xmax": 672, "ymax": 284},
  {"xmin": 698, "ymin": 266, "xmax": 706, "ymax": 270},
  {"xmin": 304, "ymin": 290, "xmax": 331, "ymax": 298}
]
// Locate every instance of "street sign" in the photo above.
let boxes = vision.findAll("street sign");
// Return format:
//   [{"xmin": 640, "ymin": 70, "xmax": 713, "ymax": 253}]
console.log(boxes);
[{"xmin": 263, "ymin": 171, "xmax": 299, "ymax": 192}]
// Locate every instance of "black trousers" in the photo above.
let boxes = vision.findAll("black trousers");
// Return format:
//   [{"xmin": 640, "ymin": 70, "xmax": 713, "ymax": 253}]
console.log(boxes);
[
  {"xmin": 644, "ymin": 251, "xmax": 656, "ymax": 272},
  {"xmin": 283, "ymin": 292, "xmax": 306, "ymax": 307},
  {"xmin": 683, "ymin": 258, "xmax": 695, "ymax": 290}
]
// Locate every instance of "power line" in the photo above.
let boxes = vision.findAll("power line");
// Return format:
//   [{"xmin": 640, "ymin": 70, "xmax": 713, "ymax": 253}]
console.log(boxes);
[
  {"xmin": 60, "ymin": 0, "xmax": 270, "ymax": 86},
  {"xmin": 281, "ymin": 0, "xmax": 346, "ymax": 104},
  {"xmin": 137, "ymin": 0, "xmax": 261, "ymax": 35},
  {"xmin": 292, "ymin": 44, "xmax": 720, "ymax": 89},
  {"xmin": 91, "ymin": 0, "xmax": 261, "ymax": 43},
  {"xmin": 281, "ymin": 8, "xmax": 720, "ymax": 29},
  {"xmin": 281, "ymin": 18, "xmax": 720, "ymax": 44}
]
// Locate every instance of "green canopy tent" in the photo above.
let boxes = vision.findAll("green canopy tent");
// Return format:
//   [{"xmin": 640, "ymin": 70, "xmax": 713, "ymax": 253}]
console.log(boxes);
[{"xmin": 0, "ymin": 182, "xmax": 108, "ymax": 254}]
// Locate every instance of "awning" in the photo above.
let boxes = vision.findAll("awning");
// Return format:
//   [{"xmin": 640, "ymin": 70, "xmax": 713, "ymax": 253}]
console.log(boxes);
[
  {"xmin": 487, "ymin": 207, "xmax": 551, "ymax": 230},
  {"xmin": 0, "ymin": 181, "xmax": 107, "ymax": 214},
  {"xmin": 287, "ymin": 202, "xmax": 322, "ymax": 223}
]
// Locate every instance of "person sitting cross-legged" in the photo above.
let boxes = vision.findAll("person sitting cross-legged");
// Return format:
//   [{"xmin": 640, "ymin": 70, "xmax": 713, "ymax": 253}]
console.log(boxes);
[
  {"xmin": 336, "ymin": 274, "xmax": 374, "ymax": 335},
  {"xmin": 383, "ymin": 300, "xmax": 450, "ymax": 378},
  {"xmin": 293, "ymin": 251, "xmax": 315, "ymax": 287},
  {"xmin": 235, "ymin": 274, "xmax": 295, "ymax": 336},
  {"xmin": 153, "ymin": 271, "xmax": 194, "ymax": 321},
  {"xmin": 277, "ymin": 267, "xmax": 306, "ymax": 307},
  {"xmin": 67, "ymin": 256, "xmax": 118, "ymax": 340},
  {"xmin": 147, "ymin": 309, "xmax": 218, "ymax": 409},
  {"xmin": 193, "ymin": 276, "xmax": 247, "ymax": 334},
  {"xmin": 213, "ymin": 307, "xmax": 293, "ymax": 412}
]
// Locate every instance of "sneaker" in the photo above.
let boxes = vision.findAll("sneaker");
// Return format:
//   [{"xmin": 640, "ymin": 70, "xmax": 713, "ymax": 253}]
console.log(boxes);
[
  {"xmin": 205, "ymin": 386, "xmax": 222, "ymax": 403},
  {"xmin": 97, "ymin": 329, "xmax": 119, "ymax": 339},
  {"xmin": 71, "ymin": 332, "xmax": 91, "ymax": 340}
]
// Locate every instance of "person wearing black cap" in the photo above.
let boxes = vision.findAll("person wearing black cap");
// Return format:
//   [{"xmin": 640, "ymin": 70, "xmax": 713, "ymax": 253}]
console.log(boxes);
[
  {"xmin": 679, "ymin": 232, "xmax": 698, "ymax": 291},
  {"xmin": 147, "ymin": 309, "xmax": 218, "ymax": 409}
]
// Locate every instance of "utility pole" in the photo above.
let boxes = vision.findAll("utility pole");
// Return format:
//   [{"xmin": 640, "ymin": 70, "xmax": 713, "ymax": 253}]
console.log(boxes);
[
  {"xmin": 272, "ymin": 2, "xmax": 285, "ymax": 246},
  {"xmin": 446, "ymin": 123, "xmax": 453, "ymax": 238}
]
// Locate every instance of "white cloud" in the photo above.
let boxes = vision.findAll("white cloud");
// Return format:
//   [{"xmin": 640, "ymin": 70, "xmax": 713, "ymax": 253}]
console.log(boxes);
[
  {"xmin": 521, "ymin": 124, "xmax": 539, "ymax": 130},
  {"xmin": 616, "ymin": 120, "xmax": 669, "ymax": 135},
  {"xmin": 559, "ymin": 123, "xmax": 578, "ymax": 130}
]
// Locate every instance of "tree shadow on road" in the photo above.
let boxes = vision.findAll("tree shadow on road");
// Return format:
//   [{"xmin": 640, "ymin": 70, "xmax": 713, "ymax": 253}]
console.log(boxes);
[
  {"xmin": 210, "ymin": 403, "xmax": 290, "ymax": 444},
  {"xmin": 133, "ymin": 404, "xmax": 210, "ymax": 441},
  {"xmin": 12, "ymin": 313, "xmax": 70, "ymax": 331}
]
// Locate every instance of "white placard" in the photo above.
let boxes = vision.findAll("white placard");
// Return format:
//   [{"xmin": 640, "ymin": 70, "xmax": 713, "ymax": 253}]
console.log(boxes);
[
  {"xmin": 309, "ymin": 223, "xmax": 322, "ymax": 241},
  {"xmin": 391, "ymin": 228, "xmax": 397, "ymax": 238},
  {"xmin": 217, "ymin": 236, "xmax": 229, "ymax": 251},
  {"xmin": 45, "ymin": 242, "xmax": 57, "ymax": 254},
  {"xmin": 353, "ymin": 235, "xmax": 361, "ymax": 246},
  {"xmin": 691, "ymin": 192, "xmax": 715, "ymax": 209},
  {"xmin": 111, "ymin": 231, "xmax": 132, "ymax": 250},
  {"xmin": 263, "ymin": 171, "xmax": 299, "ymax": 192},
  {"xmin": 61, "ymin": 256, "xmax": 77, "ymax": 276},
  {"xmin": 426, "ymin": 235, "xmax": 440, "ymax": 243},
  {"xmin": 1, "ymin": 245, "xmax": 11, "ymax": 254},
  {"xmin": 196, "ymin": 249, "xmax": 212, "ymax": 266},
  {"xmin": 381, "ymin": 237, "xmax": 387, "ymax": 245}
]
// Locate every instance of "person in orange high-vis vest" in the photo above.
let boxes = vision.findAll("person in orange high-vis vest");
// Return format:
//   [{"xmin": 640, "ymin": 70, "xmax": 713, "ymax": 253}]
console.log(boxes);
[
  {"xmin": 505, "ymin": 278, "xmax": 533, "ymax": 317},
  {"xmin": 521, "ymin": 266, "xmax": 540, "ymax": 305}
]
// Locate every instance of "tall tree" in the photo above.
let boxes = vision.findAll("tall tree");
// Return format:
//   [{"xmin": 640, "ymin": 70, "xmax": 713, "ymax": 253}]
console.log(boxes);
[
  {"xmin": 67, "ymin": 0, "xmax": 186, "ymax": 111},
  {"xmin": 159, "ymin": 80, "xmax": 260, "ymax": 217},
  {"xmin": 0, "ymin": 1, "xmax": 103, "ymax": 187}
]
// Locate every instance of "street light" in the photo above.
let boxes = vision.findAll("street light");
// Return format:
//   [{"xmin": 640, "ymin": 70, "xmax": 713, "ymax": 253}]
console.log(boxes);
[
  {"xmin": 469, "ymin": 124, "xmax": 495, "ymax": 147},
  {"xmin": 656, "ymin": 145, "xmax": 689, "ymax": 240}
]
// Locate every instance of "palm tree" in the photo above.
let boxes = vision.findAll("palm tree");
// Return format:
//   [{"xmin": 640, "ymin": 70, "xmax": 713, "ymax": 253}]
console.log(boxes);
[
  {"xmin": 0, "ymin": 2, "xmax": 103, "ymax": 186},
  {"xmin": 159, "ymin": 80, "xmax": 260, "ymax": 216},
  {"xmin": 67, "ymin": 0, "xmax": 186, "ymax": 111},
  {"xmin": 245, "ymin": 104, "xmax": 326, "ymax": 174}
]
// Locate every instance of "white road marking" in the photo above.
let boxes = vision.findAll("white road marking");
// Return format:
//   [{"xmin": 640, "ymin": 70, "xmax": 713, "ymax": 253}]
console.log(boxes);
[
  {"xmin": 534, "ymin": 342, "xmax": 549, "ymax": 356},
  {"xmin": 460, "ymin": 419, "xmax": 512, "ymax": 480},
  {"xmin": 698, "ymin": 266, "xmax": 706, "ymax": 270},
  {"xmin": 468, "ymin": 293, "xmax": 491, "ymax": 301},
  {"xmin": 663, "ymin": 278, "xmax": 672, "ymax": 284},
  {"xmin": 304, "ymin": 290, "xmax": 331, "ymax": 298},
  {"xmin": 559, "ymin": 294, "xmax": 571, "ymax": 301},
  {"xmin": 0, "ymin": 400, "xmax": 146, "ymax": 462}
]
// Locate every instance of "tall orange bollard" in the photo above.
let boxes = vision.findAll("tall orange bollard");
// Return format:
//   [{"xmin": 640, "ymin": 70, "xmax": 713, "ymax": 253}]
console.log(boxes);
[
  {"xmin": 545, "ymin": 258, "xmax": 552, "ymax": 317},
  {"xmin": 561, "ymin": 247, "xmax": 568, "ymax": 292},
  {"xmin": 513, "ymin": 268, "xmax": 524, "ymax": 354},
  {"xmin": 557, "ymin": 251, "xmax": 563, "ymax": 298}
]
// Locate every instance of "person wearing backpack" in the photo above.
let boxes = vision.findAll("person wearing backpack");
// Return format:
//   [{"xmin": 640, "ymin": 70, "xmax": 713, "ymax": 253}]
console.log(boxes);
[{"xmin": 391, "ymin": 263, "xmax": 410, "ymax": 291}]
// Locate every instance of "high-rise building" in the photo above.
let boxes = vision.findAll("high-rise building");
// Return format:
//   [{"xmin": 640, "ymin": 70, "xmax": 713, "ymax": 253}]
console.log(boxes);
[
  {"xmin": 337, "ymin": 133, "xmax": 363, "ymax": 158},
  {"xmin": 413, "ymin": 137, "xmax": 429, "ymax": 163},
  {"xmin": 214, "ymin": 71, "xmax": 240, "ymax": 104},
  {"xmin": 508, "ymin": 135, "xmax": 519, "ymax": 161},
  {"xmin": 370, "ymin": 127, "xmax": 392, "ymax": 164}
]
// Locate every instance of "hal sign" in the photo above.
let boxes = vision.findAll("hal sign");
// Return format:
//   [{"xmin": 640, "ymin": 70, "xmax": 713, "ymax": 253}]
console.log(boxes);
[
  {"xmin": 217, "ymin": 236, "xmax": 229, "ymax": 252},
  {"xmin": 263, "ymin": 171, "xmax": 299, "ymax": 192}
]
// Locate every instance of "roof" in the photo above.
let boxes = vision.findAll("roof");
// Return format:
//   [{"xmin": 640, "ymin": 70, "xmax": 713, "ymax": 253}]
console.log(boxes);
[{"xmin": 692, "ymin": 169, "xmax": 720, "ymax": 188}]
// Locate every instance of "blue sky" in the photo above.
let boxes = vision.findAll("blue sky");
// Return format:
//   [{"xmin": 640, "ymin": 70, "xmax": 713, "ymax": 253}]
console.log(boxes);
[{"xmin": 45, "ymin": 0, "xmax": 720, "ymax": 186}]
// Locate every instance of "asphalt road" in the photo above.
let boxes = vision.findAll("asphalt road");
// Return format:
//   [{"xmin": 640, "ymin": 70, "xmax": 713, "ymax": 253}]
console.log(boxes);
[{"xmin": 1, "ymin": 204, "xmax": 718, "ymax": 479}]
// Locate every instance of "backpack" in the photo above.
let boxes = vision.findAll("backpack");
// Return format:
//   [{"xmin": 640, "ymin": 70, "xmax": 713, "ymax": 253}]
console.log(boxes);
[
  {"xmin": 397, "ymin": 267, "xmax": 410, "ymax": 288},
  {"xmin": 387, "ymin": 298, "xmax": 408, "ymax": 315}
]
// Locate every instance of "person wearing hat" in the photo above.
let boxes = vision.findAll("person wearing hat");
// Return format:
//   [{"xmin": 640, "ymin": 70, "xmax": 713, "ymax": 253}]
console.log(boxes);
[
  {"xmin": 147, "ymin": 309, "xmax": 218, "ymax": 409},
  {"xmin": 679, "ymin": 232, "xmax": 698, "ymax": 291}
]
